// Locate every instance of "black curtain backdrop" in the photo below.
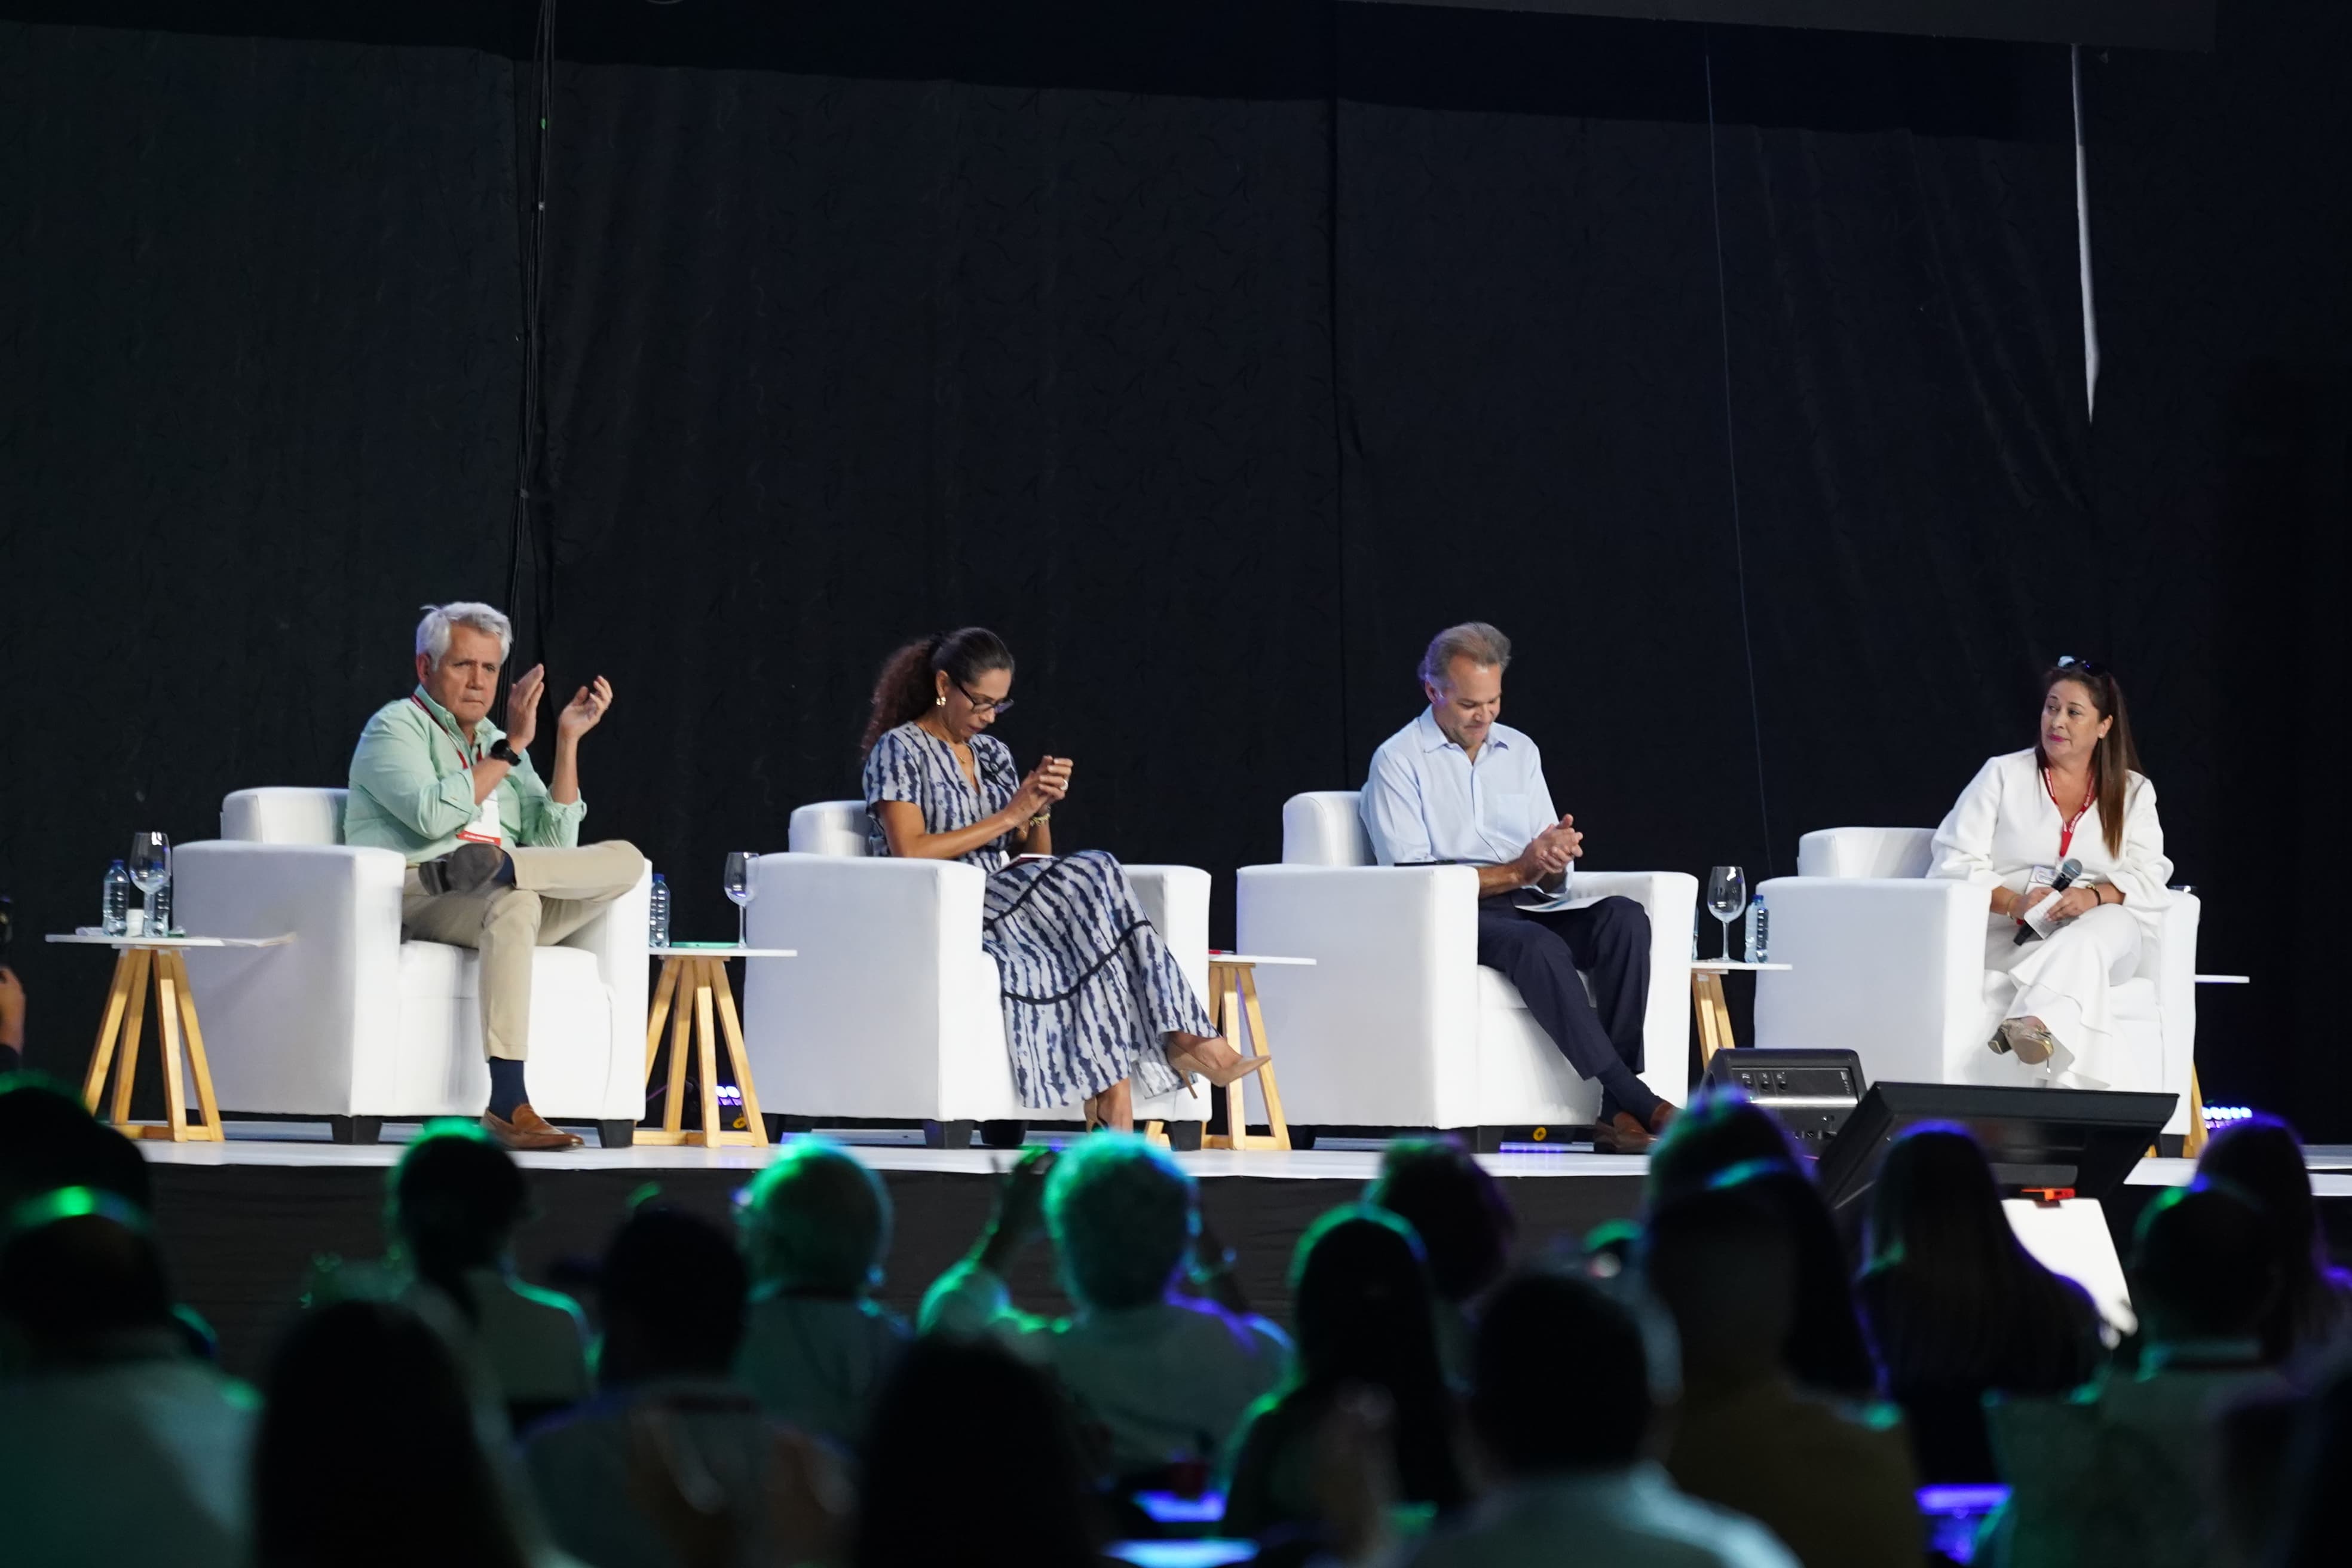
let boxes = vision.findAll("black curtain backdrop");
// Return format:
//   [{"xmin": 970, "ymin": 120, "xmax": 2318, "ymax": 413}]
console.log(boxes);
[{"xmin": 2, "ymin": 3, "xmax": 2343, "ymax": 1132}]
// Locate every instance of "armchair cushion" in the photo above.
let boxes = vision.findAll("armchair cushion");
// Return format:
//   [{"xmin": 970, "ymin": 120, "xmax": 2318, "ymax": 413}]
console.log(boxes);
[{"xmin": 1795, "ymin": 827, "xmax": 1935, "ymax": 879}]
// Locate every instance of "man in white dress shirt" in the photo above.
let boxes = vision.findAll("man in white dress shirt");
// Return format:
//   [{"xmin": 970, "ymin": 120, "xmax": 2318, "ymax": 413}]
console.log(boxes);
[{"xmin": 1361, "ymin": 623, "xmax": 1671, "ymax": 1152}]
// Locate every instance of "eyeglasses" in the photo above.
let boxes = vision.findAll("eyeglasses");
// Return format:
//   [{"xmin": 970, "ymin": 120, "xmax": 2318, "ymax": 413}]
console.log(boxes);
[
  {"xmin": 2055, "ymin": 655, "xmax": 2108, "ymax": 678},
  {"xmin": 956, "ymin": 680, "xmax": 1015, "ymax": 717}
]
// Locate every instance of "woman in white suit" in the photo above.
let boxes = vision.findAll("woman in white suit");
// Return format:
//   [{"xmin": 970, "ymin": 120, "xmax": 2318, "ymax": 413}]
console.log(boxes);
[{"xmin": 1929, "ymin": 658, "xmax": 2173, "ymax": 1088}]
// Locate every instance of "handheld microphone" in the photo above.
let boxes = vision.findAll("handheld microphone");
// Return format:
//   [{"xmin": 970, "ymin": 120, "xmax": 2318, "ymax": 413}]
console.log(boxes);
[{"xmin": 2013, "ymin": 858, "xmax": 2084, "ymax": 945}]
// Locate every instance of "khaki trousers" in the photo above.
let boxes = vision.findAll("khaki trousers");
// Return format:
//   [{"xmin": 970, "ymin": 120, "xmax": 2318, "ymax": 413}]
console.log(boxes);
[{"xmin": 400, "ymin": 840, "xmax": 644, "ymax": 1062}]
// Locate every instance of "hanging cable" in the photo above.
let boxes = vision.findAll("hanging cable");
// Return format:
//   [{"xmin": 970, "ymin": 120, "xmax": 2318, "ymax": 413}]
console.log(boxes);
[
  {"xmin": 507, "ymin": 0, "xmax": 559, "ymax": 660},
  {"xmin": 1702, "ymin": 33, "xmax": 1779, "ymax": 876}
]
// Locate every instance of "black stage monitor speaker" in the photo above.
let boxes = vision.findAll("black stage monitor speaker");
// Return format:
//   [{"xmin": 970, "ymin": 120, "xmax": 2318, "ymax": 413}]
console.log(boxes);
[
  {"xmin": 1704, "ymin": 1048, "xmax": 1865, "ymax": 1153},
  {"xmin": 1816, "ymin": 1083, "xmax": 2177, "ymax": 1215}
]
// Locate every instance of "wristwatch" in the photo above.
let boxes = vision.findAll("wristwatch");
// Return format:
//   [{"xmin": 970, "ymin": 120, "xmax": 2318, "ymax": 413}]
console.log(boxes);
[{"xmin": 488, "ymin": 739, "xmax": 523, "ymax": 766}]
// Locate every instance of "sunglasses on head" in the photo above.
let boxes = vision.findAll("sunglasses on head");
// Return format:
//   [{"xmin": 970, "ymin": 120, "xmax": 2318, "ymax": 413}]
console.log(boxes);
[{"xmin": 2055, "ymin": 655, "xmax": 2108, "ymax": 679}]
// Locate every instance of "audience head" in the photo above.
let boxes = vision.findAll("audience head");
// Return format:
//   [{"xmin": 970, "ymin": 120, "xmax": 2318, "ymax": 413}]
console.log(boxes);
[
  {"xmin": 412, "ymin": 602, "xmax": 514, "ymax": 731},
  {"xmin": 2197, "ymin": 1114, "xmax": 2343, "ymax": 1359},
  {"xmin": 1367, "ymin": 1135, "xmax": 1517, "ymax": 1304},
  {"xmin": 1471, "ymin": 1270, "xmax": 1653, "ymax": 1476},
  {"xmin": 1417, "ymin": 622, "xmax": 1512, "ymax": 751},
  {"xmin": 1865, "ymin": 1122, "xmax": 2025, "ymax": 1278},
  {"xmin": 2131, "ymin": 1179, "xmax": 2278, "ymax": 1345},
  {"xmin": 856, "ymin": 1335, "xmax": 1101, "ymax": 1568},
  {"xmin": 1291, "ymin": 1206, "xmax": 1445, "ymax": 1388},
  {"xmin": 0, "ymin": 1187, "xmax": 176, "ymax": 1363},
  {"xmin": 1043, "ymin": 1132, "xmax": 1195, "ymax": 1313},
  {"xmin": 739, "ymin": 1137, "xmax": 892, "ymax": 1298},
  {"xmin": 253, "ymin": 1298, "xmax": 527, "ymax": 1568},
  {"xmin": 597, "ymin": 1205, "xmax": 748, "ymax": 1384},
  {"xmin": 1644, "ymin": 1086, "xmax": 1804, "ymax": 1205},
  {"xmin": 1644, "ymin": 1178, "xmax": 1796, "ymax": 1387},
  {"xmin": 0, "ymin": 1074, "xmax": 152, "ymax": 1214},
  {"xmin": 863, "ymin": 626, "xmax": 1016, "ymax": 755},
  {"xmin": 389, "ymin": 1123, "xmax": 527, "ymax": 1322}
]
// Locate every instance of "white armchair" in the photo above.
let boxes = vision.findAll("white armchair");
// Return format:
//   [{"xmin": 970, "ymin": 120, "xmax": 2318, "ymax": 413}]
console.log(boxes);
[
  {"xmin": 1235, "ymin": 791, "xmax": 1696, "ymax": 1138},
  {"xmin": 739, "ymin": 803, "xmax": 1214, "ymax": 1146},
  {"xmin": 172, "ymin": 788, "xmax": 651, "ymax": 1144},
  {"xmin": 1751, "ymin": 827, "xmax": 2200, "ymax": 1135}
]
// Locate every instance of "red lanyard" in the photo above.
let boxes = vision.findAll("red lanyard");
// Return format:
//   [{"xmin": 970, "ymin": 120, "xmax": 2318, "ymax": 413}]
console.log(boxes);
[
  {"xmin": 410, "ymin": 694, "xmax": 482, "ymax": 769},
  {"xmin": 2043, "ymin": 768, "xmax": 2095, "ymax": 859}
]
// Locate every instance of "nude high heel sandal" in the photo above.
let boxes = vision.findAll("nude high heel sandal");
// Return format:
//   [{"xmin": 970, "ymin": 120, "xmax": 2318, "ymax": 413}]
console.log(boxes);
[{"xmin": 1164, "ymin": 1036, "xmax": 1273, "ymax": 1091}]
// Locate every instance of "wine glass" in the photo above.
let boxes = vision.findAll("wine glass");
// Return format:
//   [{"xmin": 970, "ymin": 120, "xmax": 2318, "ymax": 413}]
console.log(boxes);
[
  {"xmin": 1704, "ymin": 865, "xmax": 1747, "ymax": 963},
  {"xmin": 722, "ymin": 851, "xmax": 756, "ymax": 948},
  {"xmin": 130, "ymin": 832, "xmax": 172, "ymax": 937}
]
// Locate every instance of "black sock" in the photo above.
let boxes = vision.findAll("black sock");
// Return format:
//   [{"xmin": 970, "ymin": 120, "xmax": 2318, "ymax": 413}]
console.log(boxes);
[
  {"xmin": 487, "ymin": 1058, "xmax": 528, "ymax": 1120},
  {"xmin": 1596, "ymin": 1059, "xmax": 1661, "ymax": 1126}
]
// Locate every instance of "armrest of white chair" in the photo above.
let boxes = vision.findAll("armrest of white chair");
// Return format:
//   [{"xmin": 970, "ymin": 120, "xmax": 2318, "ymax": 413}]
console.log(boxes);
[
  {"xmin": 550, "ymin": 853, "xmax": 652, "ymax": 1114},
  {"xmin": 2146, "ymin": 891, "xmax": 2201, "ymax": 1135},
  {"xmin": 1752, "ymin": 876, "xmax": 1989, "ymax": 1086},
  {"xmin": 171, "ymin": 840, "xmax": 408, "ymax": 1115},
  {"xmin": 741, "ymin": 853, "xmax": 993, "ymax": 1120},
  {"xmin": 1569, "ymin": 870, "xmax": 1699, "ymax": 1105},
  {"xmin": 1236, "ymin": 863, "xmax": 1483, "ymax": 1128}
]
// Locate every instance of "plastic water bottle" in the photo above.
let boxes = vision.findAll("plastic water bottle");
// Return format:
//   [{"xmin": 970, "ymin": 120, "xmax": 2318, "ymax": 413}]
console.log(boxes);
[
  {"xmin": 648, "ymin": 873, "xmax": 671, "ymax": 948},
  {"xmin": 102, "ymin": 860, "xmax": 131, "ymax": 936},
  {"xmin": 1746, "ymin": 893, "xmax": 1770, "ymax": 963}
]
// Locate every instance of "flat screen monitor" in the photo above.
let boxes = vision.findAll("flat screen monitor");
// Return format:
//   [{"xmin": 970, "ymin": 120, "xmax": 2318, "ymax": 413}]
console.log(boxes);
[{"xmin": 1815, "ymin": 1082, "xmax": 2177, "ymax": 1214}]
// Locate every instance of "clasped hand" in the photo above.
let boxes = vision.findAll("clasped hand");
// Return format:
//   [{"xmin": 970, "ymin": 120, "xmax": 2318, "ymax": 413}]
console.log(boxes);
[
  {"xmin": 1009, "ymin": 755, "xmax": 1073, "ymax": 820},
  {"xmin": 503, "ymin": 665, "xmax": 615, "ymax": 751},
  {"xmin": 1519, "ymin": 814, "xmax": 1584, "ymax": 880}
]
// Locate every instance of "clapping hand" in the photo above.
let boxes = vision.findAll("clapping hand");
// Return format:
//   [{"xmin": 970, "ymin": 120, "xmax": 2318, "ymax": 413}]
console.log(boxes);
[
  {"xmin": 503, "ymin": 663, "xmax": 546, "ymax": 751},
  {"xmin": 979, "ymin": 1146, "xmax": 1056, "ymax": 1270},
  {"xmin": 556, "ymin": 675, "xmax": 615, "ymax": 743}
]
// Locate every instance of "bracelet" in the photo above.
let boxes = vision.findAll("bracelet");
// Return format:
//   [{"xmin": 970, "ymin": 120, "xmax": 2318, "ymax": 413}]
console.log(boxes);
[{"xmin": 1028, "ymin": 812, "xmax": 1051, "ymax": 827}]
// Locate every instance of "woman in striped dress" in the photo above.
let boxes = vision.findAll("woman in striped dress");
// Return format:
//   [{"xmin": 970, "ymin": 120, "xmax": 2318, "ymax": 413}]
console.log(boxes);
[{"xmin": 859, "ymin": 627, "xmax": 1266, "ymax": 1131}]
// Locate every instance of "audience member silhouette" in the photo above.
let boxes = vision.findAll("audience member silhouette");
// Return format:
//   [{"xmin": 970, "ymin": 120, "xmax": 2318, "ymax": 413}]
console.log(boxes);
[
  {"xmin": 1364, "ymin": 1136, "xmax": 1516, "ymax": 1386},
  {"xmin": 921, "ymin": 1135, "xmax": 1290, "ymax": 1483},
  {"xmin": 0, "ymin": 1074, "xmax": 153, "ymax": 1214},
  {"xmin": 2194, "ymin": 1114, "xmax": 2352, "ymax": 1363},
  {"xmin": 0, "ymin": 1189, "xmax": 256, "ymax": 1568},
  {"xmin": 1645, "ymin": 1091, "xmax": 1876, "ymax": 1397},
  {"xmin": 1390, "ymin": 1269, "xmax": 1797, "ymax": 1568},
  {"xmin": 252, "ymin": 1297, "xmax": 557, "ymax": 1568},
  {"xmin": 1224, "ymin": 1207, "xmax": 1469, "ymax": 1553},
  {"xmin": 1647, "ymin": 1177, "xmax": 1921, "ymax": 1568},
  {"xmin": 387, "ymin": 1123, "xmax": 589, "ymax": 1424},
  {"xmin": 733, "ymin": 1138, "xmax": 908, "ymax": 1449},
  {"xmin": 1855, "ymin": 1123, "xmax": 2105, "ymax": 1480},
  {"xmin": 855, "ymin": 1335, "xmax": 1106, "ymax": 1568},
  {"xmin": 525, "ymin": 1206, "xmax": 781, "ymax": 1568},
  {"xmin": 1985, "ymin": 1180, "xmax": 2290, "ymax": 1568}
]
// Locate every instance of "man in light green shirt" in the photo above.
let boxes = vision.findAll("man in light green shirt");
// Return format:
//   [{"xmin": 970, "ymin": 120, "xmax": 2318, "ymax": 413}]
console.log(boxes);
[{"xmin": 347, "ymin": 602, "xmax": 642, "ymax": 1150}]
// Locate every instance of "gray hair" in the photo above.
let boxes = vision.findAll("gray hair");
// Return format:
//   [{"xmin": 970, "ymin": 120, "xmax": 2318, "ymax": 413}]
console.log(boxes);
[
  {"xmin": 737, "ymin": 1138, "xmax": 893, "ymax": 1296},
  {"xmin": 1045, "ymin": 1134, "xmax": 1196, "ymax": 1312},
  {"xmin": 415, "ymin": 602, "xmax": 513, "ymax": 670},
  {"xmin": 1419, "ymin": 621, "xmax": 1512, "ymax": 690}
]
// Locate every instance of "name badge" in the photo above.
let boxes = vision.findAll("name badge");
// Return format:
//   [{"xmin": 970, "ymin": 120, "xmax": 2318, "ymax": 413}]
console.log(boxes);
[{"xmin": 457, "ymin": 793, "xmax": 505, "ymax": 846}]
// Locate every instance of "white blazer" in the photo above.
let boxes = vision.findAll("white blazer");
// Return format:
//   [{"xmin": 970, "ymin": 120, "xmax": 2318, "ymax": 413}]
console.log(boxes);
[{"xmin": 1928, "ymin": 748, "xmax": 2174, "ymax": 932}]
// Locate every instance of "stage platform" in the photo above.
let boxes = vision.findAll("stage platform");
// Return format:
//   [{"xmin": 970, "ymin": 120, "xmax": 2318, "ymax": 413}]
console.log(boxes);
[{"xmin": 140, "ymin": 1125, "xmax": 2352, "ymax": 1379}]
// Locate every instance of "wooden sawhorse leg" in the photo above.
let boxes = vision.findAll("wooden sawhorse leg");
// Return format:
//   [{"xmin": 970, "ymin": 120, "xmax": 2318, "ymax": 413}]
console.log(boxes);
[
  {"xmin": 639, "ymin": 956, "xmax": 770, "ymax": 1148},
  {"xmin": 1692, "ymin": 970, "xmax": 1735, "ymax": 1068},
  {"xmin": 82, "ymin": 947, "xmax": 225, "ymax": 1142}
]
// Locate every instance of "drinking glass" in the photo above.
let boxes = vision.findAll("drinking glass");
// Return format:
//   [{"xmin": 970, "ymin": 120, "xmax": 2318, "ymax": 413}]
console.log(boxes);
[
  {"xmin": 723, "ymin": 851, "xmax": 755, "ymax": 948},
  {"xmin": 1704, "ymin": 865, "xmax": 1747, "ymax": 962},
  {"xmin": 130, "ymin": 832, "xmax": 172, "ymax": 937}
]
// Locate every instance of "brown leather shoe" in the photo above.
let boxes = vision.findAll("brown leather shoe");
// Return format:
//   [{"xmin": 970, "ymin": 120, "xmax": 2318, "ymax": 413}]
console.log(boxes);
[
  {"xmin": 483, "ymin": 1103, "xmax": 584, "ymax": 1151},
  {"xmin": 1649, "ymin": 1101, "xmax": 1680, "ymax": 1135},
  {"xmin": 1592, "ymin": 1111, "xmax": 1656, "ymax": 1155}
]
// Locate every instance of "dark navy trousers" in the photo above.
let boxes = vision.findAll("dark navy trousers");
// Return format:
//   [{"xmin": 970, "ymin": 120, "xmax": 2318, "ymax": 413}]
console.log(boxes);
[{"xmin": 1474, "ymin": 894, "xmax": 1653, "ymax": 1120}]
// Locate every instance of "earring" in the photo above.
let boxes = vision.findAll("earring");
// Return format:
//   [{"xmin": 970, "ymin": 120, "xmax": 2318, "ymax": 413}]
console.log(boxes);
[{"xmin": 935, "ymin": 694, "xmax": 947, "ymax": 706}]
